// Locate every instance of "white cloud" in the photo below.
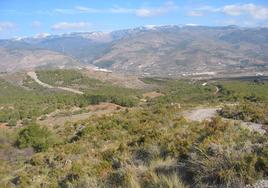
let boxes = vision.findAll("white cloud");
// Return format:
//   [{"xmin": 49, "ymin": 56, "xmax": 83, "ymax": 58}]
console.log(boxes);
[
  {"xmin": 222, "ymin": 5, "xmax": 243, "ymax": 16},
  {"xmin": 195, "ymin": 6, "xmax": 220, "ymax": 12},
  {"xmin": 136, "ymin": 8, "xmax": 152, "ymax": 17},
  {"xmin": 0, "ymin": 22, "xmax": 16, "ymax": 32},
  {"xmin": 109, "ymin": 7, "xmax": 134, "ymax": 14},
  {"xmin": 34, "ymin": 33, "xmax": 51, "ymax": 39},
  {"xmin": 53, "ymin": 2, "xmax": 178, "ymax": 17},
  {"xmin": 185, "ymin": 23, "xmax": 198, "ymax": 26},
  {"xmin": 51, "ymin": 22, "xmax": 90, "ymax": 30},
  {"xmin": 195, "ymin": 4, "xmax": 268, "ymax": 20},
  {"xmin": 222, "ymin": 4, "xmax": 268, "ymax": 20},
  {"xmin": 54, "ymin": 8, "xmax": 74, "ymax": 14},
  {"xmin": 75, "ymin": 6, "xmax": 99, "ymax": 13},
  {"xmin": 54, "ymin": 6, "xmax": 100, "ymax": 14},
  {"xmin": 135, "ymin": 1, "xmax": 178, "ymax": 17},
  {"xmin": 31, "ymin": 21, "xmax": 42, "ymax": 28}
]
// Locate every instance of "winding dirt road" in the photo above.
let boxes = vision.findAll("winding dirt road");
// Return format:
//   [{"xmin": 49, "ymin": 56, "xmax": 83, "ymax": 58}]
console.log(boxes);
[
  {"xmin": 183, "ymin": 107, "xmax": 266, "ymax": 134},
  {"xmin": 27, "ymin": 71, "xmax": 84, "ymax": 95}
]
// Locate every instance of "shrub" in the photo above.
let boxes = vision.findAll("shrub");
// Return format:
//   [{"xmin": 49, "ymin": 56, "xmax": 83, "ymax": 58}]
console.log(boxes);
[
  {"xmin": 7, "ymin": 119, "xmax": 17, "ymax": 126},
  {"xmin": 106, "ymin": 169, "xmax": 130, "ymax": 188},
  {"xmin": 218, "ymin": 103, "xmax": 268, "ymax": 124},
  {"xmin": 17, "ymin": 124, "xmax": 58, "ymax": 152},
  {"xmin": 141, "ymin": 171, "xmax": 187, "ymax": 188},
  {"xmin": 86, "ymin": 94, "xmax": 109, "ymax": 105},
  {"xmin": 183, "ymin": 147, "xmax": 261, "ymax": 187},
  {"xmin": 134, "ymin": 147, "xmax": 157, "ymax": 165}
]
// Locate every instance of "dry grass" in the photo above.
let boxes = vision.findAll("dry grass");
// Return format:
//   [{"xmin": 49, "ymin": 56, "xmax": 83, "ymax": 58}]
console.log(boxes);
[
  {"xmin": 37, "ymin": 103, "xmax": 123, "ymax": 126},
  {"xmin": 142, "ymin": 92, "xmax": 164, "ymax": 99}
]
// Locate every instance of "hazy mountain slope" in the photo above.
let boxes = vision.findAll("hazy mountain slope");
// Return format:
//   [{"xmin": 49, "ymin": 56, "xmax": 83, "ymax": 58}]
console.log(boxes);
[
  {"xmin": 93, "ymin": 26, "xmax": 268, "ymax": 76},
  {"xmin": 37, "ymin": 37, "xmax": 111, "ymax": 64},
  {"xmin": 219, "ymin": 28, "xmax": 268, "ymax": 63},
  {"xmin": 0, "ymin": 47, "xmax": 78, "ymax": 72},
  {"xmin": 0, "ymin": 26, "xmax": 268, "ymax": 75},
  {"xmin": 0, "ymin": 32, "xmax": 116, "ymax": 72}
]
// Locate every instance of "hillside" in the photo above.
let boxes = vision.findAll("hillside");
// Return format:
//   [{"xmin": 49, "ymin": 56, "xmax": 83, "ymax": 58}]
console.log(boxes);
[
  {"xmin": 0, "ymin": 69, "xmax": 267, "ymax": 187},
  {"xmin": 1, "ymin": 26, "xmax": 268, "ymax": 76},
  {"xmin": 93, "ymin": 26, "xmax": 268, "ymax": 76},
  {"xmin": 0, "ymin": 47, "xmax": 78, "ymax": 72}
]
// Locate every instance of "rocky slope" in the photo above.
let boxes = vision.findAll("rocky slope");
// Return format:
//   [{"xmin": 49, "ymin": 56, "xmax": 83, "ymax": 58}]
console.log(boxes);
[
  {"xmin": 1, "ymin": 25, "xmax": 268, "ymax": 76},
  {"xmin": 0, "ymin": 47, "xmax": 78, "ymax": 72},
  {"xmin": 93, "ymin": 26, "xmax": 268, "ymax": 76}
]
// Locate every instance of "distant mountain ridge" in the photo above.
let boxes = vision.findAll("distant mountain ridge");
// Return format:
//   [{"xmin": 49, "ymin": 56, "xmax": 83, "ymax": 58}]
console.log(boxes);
[{"xmin": 1, "ymin": 25, "xmax": 268, "ymax": 76}]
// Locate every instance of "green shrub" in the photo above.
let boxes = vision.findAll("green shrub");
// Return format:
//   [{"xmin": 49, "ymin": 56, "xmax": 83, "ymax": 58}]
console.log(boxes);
[
  {"xmin": 7, "ymin": 119, "xmax": 17, "ymax": 126},
  {"xmin": 17, "ymin": 124, "xmax": 58, "ymax": 152},
  {"xmin": 219, "ymin": 103, "xmax": 268, "ymax": 124}
]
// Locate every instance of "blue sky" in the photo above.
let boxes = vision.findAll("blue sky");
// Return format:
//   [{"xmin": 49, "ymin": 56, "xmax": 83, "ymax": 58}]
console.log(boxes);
[{"xmin": 0, "ymin": 0, "xmax": 268, "ymax": 38}]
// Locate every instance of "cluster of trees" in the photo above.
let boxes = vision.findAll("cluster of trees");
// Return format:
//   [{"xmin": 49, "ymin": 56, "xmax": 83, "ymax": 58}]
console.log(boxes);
[
  {"xmin": 216, "ymin": 80, "xmax": 268, "ymax": 102},
  {"xmin": 0, "ymin": 71, "xmax": 141, "ymax": 126},
  {"xmin": 84, "ymin": 94, "xmax": 137, "ymax": 107},
  {"xmin": 0, "ymin": 91, "xmax": 138, "ymax": 126},
  {"xmin": 36, "ymin": 69, "xmax": 93, "ymax": 87}
]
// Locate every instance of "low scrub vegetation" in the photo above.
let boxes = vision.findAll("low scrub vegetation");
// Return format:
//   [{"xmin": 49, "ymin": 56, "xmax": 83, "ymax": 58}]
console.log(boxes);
[
  {"xmin": 0, "ymin": 71, "xmax": 267, "ymax": 187},
  {"xmin": 0, "ymin": 71, "xmax": 140, "ymax": 126},
  {"xmin": 17, "ymin": 124, "xmax": 60, "ymax": 152},
  {"xmin": 1, "ymin": 105, "xmax": 267, "ymax": 187},
  {"xmin": 219, "ymin": 102, "xmax": 268, "ymax": 125}
]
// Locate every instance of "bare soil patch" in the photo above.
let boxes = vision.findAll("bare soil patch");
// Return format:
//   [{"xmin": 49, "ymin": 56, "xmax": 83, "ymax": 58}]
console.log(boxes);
[
  {"xmin": 0, "ymin": 123, "xmax": 8, "ymax": 129},
  {"xmin": 183, "ymin": 107, "xmax": 266, "ymax": 134},
  {"xmin": 82, "ymin": 69, "xmax": 148, "ymax": 89},
  {"xmin": 183, "ymin": 107, "xmax": 219, "ymax": 122},
  {"xmin": 142, "ymin": 91, "xmax": 164, "ymax": 99},
  {"xmin": 37, "ymin": 103, "xmax": 123, "ymax": 126}
]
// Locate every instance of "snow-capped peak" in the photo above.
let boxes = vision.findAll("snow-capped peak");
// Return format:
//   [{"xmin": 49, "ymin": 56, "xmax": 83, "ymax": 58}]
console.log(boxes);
[
  {"xmin": 12, "ymin": 36, "xmax": 27, "ymax": 41},
  {"xmin": 144, "ymin": 25, "xmax": 161, "ymax": 30},
  {"xmin": 33, "ymin": 33, "xmax": 51, "ymax": 39}
]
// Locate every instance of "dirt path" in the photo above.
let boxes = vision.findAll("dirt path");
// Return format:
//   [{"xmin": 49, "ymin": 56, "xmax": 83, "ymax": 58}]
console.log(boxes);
[
  {"xmin": 227, "ymin": 119, "xmax": 266, "ymax": 134},
  {"xmin": 27, "ymin": 71, "xmax": 84, "ymax": 95},
  {"xmin": 38, "ymin": 110, "xmax": 113, "ymax": 126},
  {"xmin": 183, "ymin": 108, "xmax": 219, "ymax": 122},
  {"xmin": 183, "ymin": 107, "xmax": 266, "ymax": 134},
  {"xmin": 142, "ymin": 91, "xmax": 164, "ymax": 98},
  {"xmin": 215, "ymin": 86, "xmax": 220, "ymax": 94}
]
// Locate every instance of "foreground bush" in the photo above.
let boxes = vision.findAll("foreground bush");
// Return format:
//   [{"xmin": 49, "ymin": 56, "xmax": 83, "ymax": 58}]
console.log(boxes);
[
  {"xmin": 219, "ymin": 102, "xmax": 268, "ymax": 124},
  {"xmin": 17, "ymin": 124, "xmax": 59, "ymax": 152}
]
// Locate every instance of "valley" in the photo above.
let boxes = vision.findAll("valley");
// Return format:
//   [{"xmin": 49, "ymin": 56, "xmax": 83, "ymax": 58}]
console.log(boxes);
[
  {"xmin": 1, "ymin": 0, "xmax": 268, "ymax": 186},
  {"xmin": 1, "ymin": 26, "xmax": 268, "ymax": 77}
]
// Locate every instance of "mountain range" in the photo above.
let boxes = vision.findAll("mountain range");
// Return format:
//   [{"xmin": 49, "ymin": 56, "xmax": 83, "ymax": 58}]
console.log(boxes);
[{"xmin": 1, "ymin": 25, "xmax": 268, "ymax": 76}]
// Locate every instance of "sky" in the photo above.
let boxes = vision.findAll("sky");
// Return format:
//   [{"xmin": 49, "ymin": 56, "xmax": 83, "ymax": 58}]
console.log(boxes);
[{"xmin": 0, "ymin": 0, "xmax": 268, "ymax": 39}]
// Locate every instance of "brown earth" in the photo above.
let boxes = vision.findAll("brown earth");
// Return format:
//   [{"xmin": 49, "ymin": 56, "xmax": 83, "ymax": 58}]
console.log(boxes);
[
  {"xmin": 37, "ymin": 103, "xmax": 123, "ymax": 126},
  {"xmin": 183, "ymin": 107, "xmax": 266, "ymax": 134},
  {"xmin": 142, "ymin": 91, "xmax": 164, "ymax": 99},
  {"xmin": 82, "ymin": 69, "xmax": 149, "ymax": 89}
]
